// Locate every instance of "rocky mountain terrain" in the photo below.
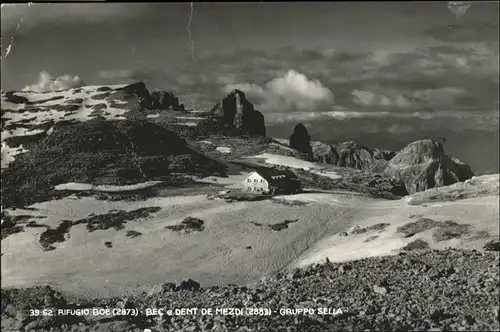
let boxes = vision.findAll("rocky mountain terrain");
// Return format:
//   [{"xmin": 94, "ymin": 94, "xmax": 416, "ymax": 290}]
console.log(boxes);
[
  {"xmin": 209, "ymin": 89, "xmax": 266, "ymax": 137},
  {"xmin": 1, "ymin": 82, "xmax": 406, "ymax": 210},
  {"xmin": 0, "ymin": 83, "xmax": 274, "ymax": 208},
  {"xmin": 311, "ymin": 140, "xmax": 395, "ymax": 172},
  {"xmin": 1, "ymin": 84, "xmax": 266, "ymax": 157},
  {"xmin": 273, "ymin": 126, "xmax": 474, "ymax": 195},
  {"xmin": 379, "ymin": 139, "xmax": 475, "ymax": 194},
  {"xmin": 2, "ymin": 249, "xmax": 498, "ymax": 332},
  {"xmin": 2, "ymin": 81, "xmax": 474, "ymax": 197},
  {"xmin": 149, "ymin": 90, "xmax": 186, "ymax": 112},
  {"xmin": 2, "ymin": 82, "xmax": 169, "ymax": 166},
  {"xmin": 1, "ymin": 81, "xmax": 496, "ymax": 332},
  {"xmin": 1, "ymin": 119, "xmax": 227, "ymax": 208}
]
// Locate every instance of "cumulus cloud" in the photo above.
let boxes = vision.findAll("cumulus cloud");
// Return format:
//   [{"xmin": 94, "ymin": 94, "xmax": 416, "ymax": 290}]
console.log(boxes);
[
  {"xmin": 267, "ymin": 70, "xmax": 333, "ymax": 103},
  {"xmin": 223, "ymin": 70, "xmax": 334, "ymax": 112},
  {"xmin": 23, "ymin": 71, "xmax": 85, "ymax": 92},
  {"xmin": 179, "ymin": 45, "xmax": 495, "ymax": 112}
]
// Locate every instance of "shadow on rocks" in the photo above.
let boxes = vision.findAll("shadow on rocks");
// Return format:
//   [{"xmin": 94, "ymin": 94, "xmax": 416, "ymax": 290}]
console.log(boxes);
[
  {"xmin": 251, "ymin": 219, "xmax": 299, "ymax": 231},
  {"xmin": 397, "ymin": 218, "xmax": 471, "ymax": 242},
  {"xmin": 401, "ymin": 239, "xmax": 430, "ymax": 251},
  {"xmin": 165, "ymin": 217, "xmax": 205, "ymax": 234}
]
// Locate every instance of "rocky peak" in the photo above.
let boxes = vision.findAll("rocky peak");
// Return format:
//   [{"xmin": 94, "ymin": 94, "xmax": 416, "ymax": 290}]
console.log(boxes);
[
  {"xmin": 390, "ymin": 139, "xmax": 446, "ymax": 165},
  {"xmin": 115, "ymin": 81, "xmax": 150, "ymax": 95},
  {"xmin": 228, "ymin": 89, "xmax": 246, "ymax": 100},
  {"xmin": 383, "ymin": 139, "xmax": 474, "ymax": 194},
  {"xmin": 210, "ymin": 90, "xmax": 266, "ymax": 136},
  {"xmin": 309, "ymin": 140, "xmax": 395, "ymax": 172},
  {"xmin": 289, "ymin": 123, "xmax": 313, "ymax": 160},
  {"xmin": 150, "ymin": 90, "xmax": 185, "ymax": 112},
  {"xmin": 107, "ymin": 82, "xmax": 185, "ymax": 112}
]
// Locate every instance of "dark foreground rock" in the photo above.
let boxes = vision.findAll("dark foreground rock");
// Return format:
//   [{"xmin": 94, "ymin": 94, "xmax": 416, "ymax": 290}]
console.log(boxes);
[{"xmin": 2, "ymin": 249, "xmax": 498, "ymax": 331}]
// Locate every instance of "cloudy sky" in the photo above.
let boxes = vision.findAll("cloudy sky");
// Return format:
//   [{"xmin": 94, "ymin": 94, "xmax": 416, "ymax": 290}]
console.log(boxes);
[{"xmin": 1, "ymin": 2, "xmax": 499, "ymax": 172}]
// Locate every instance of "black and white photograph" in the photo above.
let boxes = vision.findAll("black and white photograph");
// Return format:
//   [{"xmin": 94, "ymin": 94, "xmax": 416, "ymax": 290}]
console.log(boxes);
[{"xmin": 1, "ymin": 2, "xmax": 499, "ymax": 331}]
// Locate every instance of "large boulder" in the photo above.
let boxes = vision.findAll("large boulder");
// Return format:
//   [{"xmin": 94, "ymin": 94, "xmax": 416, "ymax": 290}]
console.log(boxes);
[
  {"xmin": 311, "ymin": 140, "xmax": 395, "ymax": 171},
  {"xmin": 210, "ymin": 90, "xmax": 266, "ymax": 136},
  {"xmin": 382, "ymin": 139, "xmax": 474, "ymax": 194},
  {"xmin": 289, "ymin": 123, "xmax": 313, "ymax": 160}
]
